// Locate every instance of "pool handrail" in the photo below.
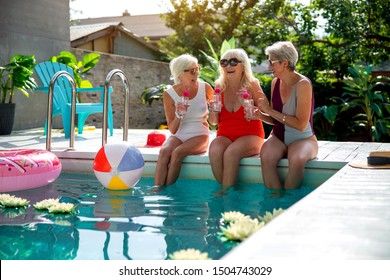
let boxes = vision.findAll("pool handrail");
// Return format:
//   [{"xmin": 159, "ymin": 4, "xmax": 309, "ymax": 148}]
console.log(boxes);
[
  {"xmin": 46, "ymin": 71, "xmax": 77, "ymax": 151},
  {"xmin": 103, "ymin": 69, "xmax": 130, "ymax": 146}
]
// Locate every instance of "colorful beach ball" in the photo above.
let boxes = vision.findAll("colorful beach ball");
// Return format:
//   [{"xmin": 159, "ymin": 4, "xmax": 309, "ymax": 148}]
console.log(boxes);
[{"xmin": 93, "ymin": 142, "xmax": 145, "ymax": 190}]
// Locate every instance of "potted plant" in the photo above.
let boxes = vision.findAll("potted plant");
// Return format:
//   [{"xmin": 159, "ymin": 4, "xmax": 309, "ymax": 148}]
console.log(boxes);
[{"xmin": 0, "ymin": 54, "xmax": 37, "ymax": 135}]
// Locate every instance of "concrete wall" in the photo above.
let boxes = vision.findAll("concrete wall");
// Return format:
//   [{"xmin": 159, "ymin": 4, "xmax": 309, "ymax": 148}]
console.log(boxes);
[{"xmin": 0, "ymin": 0, "xmax": 70, "ymax": 130}]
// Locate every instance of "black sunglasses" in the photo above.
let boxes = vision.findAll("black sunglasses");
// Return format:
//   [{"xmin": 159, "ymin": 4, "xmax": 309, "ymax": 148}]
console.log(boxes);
[{"xmin": 220, "ymin": 58, "xmax": 242, "ymax": 67}]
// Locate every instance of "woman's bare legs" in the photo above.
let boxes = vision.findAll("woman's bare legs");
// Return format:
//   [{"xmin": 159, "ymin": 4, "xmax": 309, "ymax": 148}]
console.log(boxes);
[
  {"xmin": 222, "ymin": 135, "xmax": 263, "ymax": 187},
  {"xmin": 284, "ymin": 136, "xmax": 318, "ymax": 189},
  {"xmin": 165, "ymin": 135, "xmax": 209, "ymax": 185},
  {"xmin": 209, "ymin": 136, "xmax": 232, "ymax": 184},
  {"xmin": 260, "ymin": 135, "xmax": 286, "ymax": 190},
  {"xmin": 154, "ymin": 136, "xmax": 182, "ymax": 186},
  {"xmin": 210, "ymin": 135, "xmax": 264, "ymax": 194},
  {"xmin": 154, "ymin": 135, "xmax": 209, "ymax": 186}
]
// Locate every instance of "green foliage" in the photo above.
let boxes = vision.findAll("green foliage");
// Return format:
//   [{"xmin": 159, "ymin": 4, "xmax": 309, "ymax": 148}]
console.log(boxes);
[
  {"xmin": 142, "ymin": 37, "xmax": 235, "ymax": 105},
  {"xmin": 160, "ymin": 0, "xmax": 389, "ymax": 83},
  {"xmin": 50, "ymin": 51, "xmax": 100, "ymax": 88},
  {"xmin": 141, "ymin": 84, "xmax": 169, "ymax": 106},
  {"xmin": 159, "ymin": 0, "xmax": 258, "ymax": 63},
  {"xmin": 0, "ymin": 55, "xmax": 37, "ymax": 103},
  {"xmin": 340, "ymin": 64, "xmax": 390, "ymax": 141},
  {"xmin": 313, "ymin": 102, "xmax": 342, "ymax": 140}
]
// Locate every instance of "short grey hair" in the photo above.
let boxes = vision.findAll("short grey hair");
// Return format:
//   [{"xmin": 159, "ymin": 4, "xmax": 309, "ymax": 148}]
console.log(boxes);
[
  {"xmin": 169, "ymin": 54, "xmax": 198, "ymax": 84},
  {"xmin": 265, "ymin": 41, "xmax": 299, "ymax": 71}
]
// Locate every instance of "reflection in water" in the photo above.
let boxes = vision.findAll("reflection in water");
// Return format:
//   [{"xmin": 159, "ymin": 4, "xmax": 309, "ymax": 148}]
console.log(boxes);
[{"xmin": 0, "ymin": 173, "xmax": 315, "ymax": 260}]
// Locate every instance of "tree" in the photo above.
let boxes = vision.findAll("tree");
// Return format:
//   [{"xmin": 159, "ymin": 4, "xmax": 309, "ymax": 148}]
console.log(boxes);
[
  {"xmin": 159, "ymin": 0, "xmax": 258, "ymax": 62},
  {"xmin": 160, "ymin": 0, "xmax": 390, "ymax": 79}
]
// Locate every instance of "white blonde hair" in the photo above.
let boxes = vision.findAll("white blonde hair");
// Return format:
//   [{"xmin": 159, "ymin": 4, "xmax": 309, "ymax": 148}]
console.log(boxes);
[
  {"xmin": 265, "ymin": 41, "xmax": 299, "ymax": 71},
  {"xmin": 216, "ymin": 48, "xmax": 254, "ymax": 91},
  {"xmin": 169, "ymin": 54, "xmax": 198, "ymax": 84}
]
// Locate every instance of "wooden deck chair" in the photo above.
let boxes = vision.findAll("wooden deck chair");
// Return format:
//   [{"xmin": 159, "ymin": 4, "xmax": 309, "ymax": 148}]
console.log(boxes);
[{"xmin": 34, "ymin": 61, "xmax": 114, "ymax": 138}]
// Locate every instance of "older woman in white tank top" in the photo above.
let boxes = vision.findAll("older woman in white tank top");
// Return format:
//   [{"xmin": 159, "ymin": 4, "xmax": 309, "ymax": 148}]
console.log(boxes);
[{"xmin": 154, "ymin": 54, "xmax": 214, "ymax": 187}]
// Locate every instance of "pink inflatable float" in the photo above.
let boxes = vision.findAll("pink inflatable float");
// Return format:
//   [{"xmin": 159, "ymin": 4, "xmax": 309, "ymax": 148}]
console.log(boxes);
[{"xmin": 0, "ymin": 149, "xmax": 62, "ymax": 192}]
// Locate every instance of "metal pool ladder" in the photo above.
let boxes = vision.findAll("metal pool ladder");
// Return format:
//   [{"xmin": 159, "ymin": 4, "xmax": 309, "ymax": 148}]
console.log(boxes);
[
  {"xmin": 45, "ymin": 69, "xmax": 130, "ymax": 150},
  {"xmin": 102, "ymin": 69, "xmax": 130, "ymax": 146},
  {"xmin": 45, "ymin": 71, "xmax": 77, "ymax": 151}
]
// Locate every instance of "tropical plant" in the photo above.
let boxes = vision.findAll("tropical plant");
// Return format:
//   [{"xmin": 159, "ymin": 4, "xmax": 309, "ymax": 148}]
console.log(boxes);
[
  {"xmin": 141, "ymin": 84, "xmax": 168, "ymax": 105},
  {"xmin": 50, "ymin": 50, "xmax": 100, "ymax": 88},
  {"xmin": 199, "ymin": 37, "xmax": 235, "ymax": 88},
  {"xmin": 340, "ymin": 64, "xmax": 390, "ymax": 141},
  {"xmin": 313, "ymin": 102, "xmax": 341, "ymax": 140},
  {"xmin": 141, "ymin": 37, "xmax": 235, "ymax": 105},
  {"xmin": 0, "ymin": 54, "xmax": 37, "ymax": 103}
]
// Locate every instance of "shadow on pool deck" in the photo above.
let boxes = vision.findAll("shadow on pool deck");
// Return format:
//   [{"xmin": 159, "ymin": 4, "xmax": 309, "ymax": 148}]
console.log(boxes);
[{"xmin": 1, "ymin": 128, "xmax": 390, "ymax": 259}]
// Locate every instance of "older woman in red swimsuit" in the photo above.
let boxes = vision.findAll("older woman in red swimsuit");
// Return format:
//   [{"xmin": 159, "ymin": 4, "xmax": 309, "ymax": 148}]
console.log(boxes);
[{"xmin": 208, "ymin": 49, "xmax": 266, "ymax": 194}]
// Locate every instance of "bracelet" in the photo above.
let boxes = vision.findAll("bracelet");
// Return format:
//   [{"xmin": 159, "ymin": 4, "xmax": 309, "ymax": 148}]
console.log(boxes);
[
  {"xmin": 175, "ymin": 111, "xmax": 183, "ymax": 119},
  {"xmin": 282, "ymin": 115, "xmax": 286, "ymax": 123}
]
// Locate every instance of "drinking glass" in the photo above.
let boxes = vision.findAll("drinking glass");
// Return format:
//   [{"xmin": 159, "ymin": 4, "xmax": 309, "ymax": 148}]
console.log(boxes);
[
  {"xmin": 212, "ymin": 94, "xmax": 222, "ymax": 112},
  {"xmin": 176, "ymin": 101, "xmax": 187, "ymax": 118},
  {"xmin": 244, "ymin": 99, "xmax": 254, "ymax": 120}
]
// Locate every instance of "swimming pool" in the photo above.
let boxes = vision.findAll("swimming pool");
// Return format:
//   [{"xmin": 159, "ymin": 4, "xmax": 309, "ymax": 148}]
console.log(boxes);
[{"xmin": 0, "ymin": 173, "xmax": 315, "ymax": 260}]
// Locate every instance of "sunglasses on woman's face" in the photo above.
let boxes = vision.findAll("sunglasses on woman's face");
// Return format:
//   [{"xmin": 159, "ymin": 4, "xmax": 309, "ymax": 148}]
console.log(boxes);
[
  {"xmin": 183, "ymin": 67, "xmax": 199, "ymax": 75},
  {"xmin": 220, "ymin": 58, "xmax": 242, "ymax": 67}
]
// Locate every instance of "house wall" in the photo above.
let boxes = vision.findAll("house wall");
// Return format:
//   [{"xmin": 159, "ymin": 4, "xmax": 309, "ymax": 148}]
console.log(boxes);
[
  {"xmin": 0, "ymin": 0, "xmax": 169, "ymax": 131},
  {"xmin": 114, "ymin": 34, "xmax": 158, "ymax": 60},
  {"xmin": 0, "ymin": 0, "xmax": 70, "ymax": 130}
]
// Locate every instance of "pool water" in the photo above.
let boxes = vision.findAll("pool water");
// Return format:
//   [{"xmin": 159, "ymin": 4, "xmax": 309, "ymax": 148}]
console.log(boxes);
[{"xmin": 0, "ymin": 173, "xmax": 315, "ymax": 260}]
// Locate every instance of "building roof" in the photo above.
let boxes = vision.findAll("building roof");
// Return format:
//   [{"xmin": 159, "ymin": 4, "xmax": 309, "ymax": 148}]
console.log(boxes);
[
  {"xmin": 70, "ymin": 22, "xmax": 122, "ymax": 41},
  {"xmin": 70, "ymin": 22, "xmax": 161, "ymax": 53},
  {"xmin": 73, "ymin": 11, "xmax": 173, "ymax": 40}
]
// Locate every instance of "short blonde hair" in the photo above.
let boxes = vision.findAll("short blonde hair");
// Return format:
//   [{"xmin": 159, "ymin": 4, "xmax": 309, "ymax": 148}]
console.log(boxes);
[
  {"xmin": 217, "ymin": 48, "xmax": 254, "ymax": 91},
  {"xmin": 169, "ymin": 54, "xmax": 198, "ymax": 84},
  {"xmin": 265, "ymin": 41, "xmax": 299, "ymax": 71}
]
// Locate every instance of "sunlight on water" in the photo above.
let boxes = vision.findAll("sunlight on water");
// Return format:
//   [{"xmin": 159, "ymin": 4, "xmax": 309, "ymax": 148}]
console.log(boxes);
[{"xmin": 0, "ymin": 173, "xmax": 315, "ymax": 260}]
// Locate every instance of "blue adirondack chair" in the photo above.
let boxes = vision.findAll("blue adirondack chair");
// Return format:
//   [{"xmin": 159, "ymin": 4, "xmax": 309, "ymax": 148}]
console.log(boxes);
[{"xmin": 34, "ymin": 61, "xmax": 114, "ymax": 138}]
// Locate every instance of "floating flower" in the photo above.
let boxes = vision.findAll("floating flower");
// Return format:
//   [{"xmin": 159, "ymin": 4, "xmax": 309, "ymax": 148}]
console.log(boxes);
[
  {"xmin": 48, "ymin": 202, "xmax": 75, "ymax": 214},
  {"xmin": 221, "ymin": 211, "xmax": 250, "ymax": 224},
  {"xmin": 169, "ymin": 248, "xmax": 211, "ymax": 260},
  {"xmin": 0, "ymin": 193, "xmax": 29, "ymax": 208},
  {"xmin": 33, "ymin": 198, "xmax": 60, "ymax": 210},
  {"xmin": 220, "ymin": 218, "xmax": 265, "ymax": 242},
  {"xmin": 259, "ymin": 208, "xmax": 284, "ymax": 224},
  {"xmin": 214, "ymin": 87, "xmax": 221, "ymax": 93}
]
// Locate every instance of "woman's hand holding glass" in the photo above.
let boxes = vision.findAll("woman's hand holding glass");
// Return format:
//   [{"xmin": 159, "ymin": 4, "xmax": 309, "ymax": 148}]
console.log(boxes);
[
  {"xmin": 210, "ymin": 94, "xmax": 222, "ymax": 112},
  {"xmin": 176, "ymin": 101, "xmax": 189, "ymax": 119}
]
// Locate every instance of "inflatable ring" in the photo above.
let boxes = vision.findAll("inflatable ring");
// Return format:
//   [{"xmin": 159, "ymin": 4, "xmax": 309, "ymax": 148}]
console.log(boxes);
[{"xmin": 0, "ymin": 149, "xmax": 62, "ymax": 192}]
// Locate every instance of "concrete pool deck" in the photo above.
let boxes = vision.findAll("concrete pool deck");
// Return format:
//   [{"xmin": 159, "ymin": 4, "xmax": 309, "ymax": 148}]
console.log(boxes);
[{"xmin": 1, "ymin": 128, "xmax": 390, "ymax": 259}]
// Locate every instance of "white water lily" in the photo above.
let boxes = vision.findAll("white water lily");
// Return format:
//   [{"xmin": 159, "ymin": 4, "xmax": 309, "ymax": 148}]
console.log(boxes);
[
  {"xmin": 33, "ymin": 198, "xmax": 60, "ymax": 210},
  {"xmin": 221, "ymin": 211, "xmax": 251, "ymax": 224},
  {"xmin": 220, "ymin": 218, "xmax": 265, "ymax": 242},
  {"xmin": 259, "ymin": 208, "xmax": 284, "ymax": 224},
  {"xmin": 0, "ymin": 193, "xmax": 29, "ymax": 208},
  {"xmin": 48, "ymin": 202, "xmax": 75, "ymax": 214},
  {"xmin": 169, "ymin": 248, "xmax": 211, "ymax": 260}
]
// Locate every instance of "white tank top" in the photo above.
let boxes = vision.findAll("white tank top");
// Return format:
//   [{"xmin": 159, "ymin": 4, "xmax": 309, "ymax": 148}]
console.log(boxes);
[{"xmin": 166, "ymin": 81, "xmax": 209, "ymax": 141}]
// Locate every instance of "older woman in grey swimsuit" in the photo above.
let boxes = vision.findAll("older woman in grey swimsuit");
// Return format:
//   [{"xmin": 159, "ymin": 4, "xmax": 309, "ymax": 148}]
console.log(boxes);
[
  {"xmin": 154, "ymin": 54, "xmax": 214, "ymax": 187},
  {"xmin": 256, "ymin": 41, "xmax": 318, "ymax": 190}
]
